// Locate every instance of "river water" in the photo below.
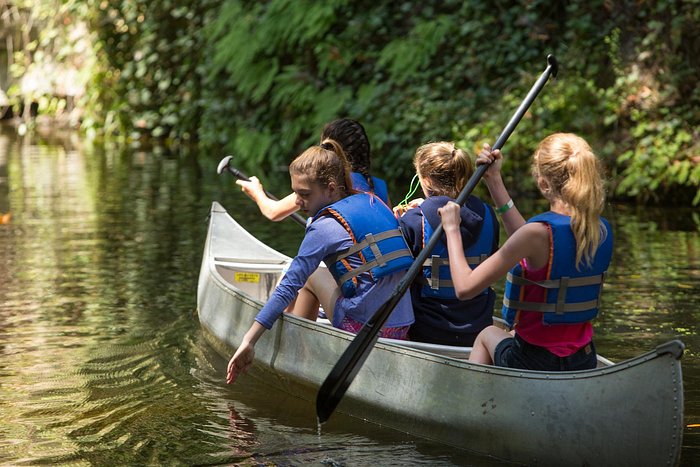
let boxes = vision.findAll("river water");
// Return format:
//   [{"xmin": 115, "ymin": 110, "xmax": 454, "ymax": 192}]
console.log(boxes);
[{"xmin": 0, "ymin": 125, "xmax": 698, "ymax": 466}]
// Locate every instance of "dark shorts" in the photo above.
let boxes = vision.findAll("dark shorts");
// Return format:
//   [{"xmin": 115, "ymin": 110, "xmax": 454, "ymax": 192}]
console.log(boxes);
[
  {"xmin": 408, "ymin": 327, "xmax": 478, "ymax": 347},
  {"xmin": 494, "ymin": 334, "xmax": 597, "ymax": 371}
]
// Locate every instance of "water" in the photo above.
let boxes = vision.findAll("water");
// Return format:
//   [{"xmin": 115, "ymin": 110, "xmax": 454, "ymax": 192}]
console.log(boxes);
[{"xmin": 0, "ymin": 125, "xmax": 698, "ymax": 465}]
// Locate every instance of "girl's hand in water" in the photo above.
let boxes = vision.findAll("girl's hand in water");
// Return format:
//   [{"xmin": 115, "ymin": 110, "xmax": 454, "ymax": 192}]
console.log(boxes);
[
  {"xmin": 226, "ymin": 341, "xmax": 255, "ymax": 384},
  {"xmin": 226, "ymin": 322, "xmax": 266, "ymax": 384}
]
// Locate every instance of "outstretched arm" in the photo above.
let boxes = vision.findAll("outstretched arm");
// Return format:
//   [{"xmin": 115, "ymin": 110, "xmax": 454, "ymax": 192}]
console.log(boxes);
[
  {"xmin": 226, "ymin": 321, "xmax": 266, "ymax": 384},
  {"xmin": 236, "ymin": 177, "xmax": 299, "ymax": 222}
]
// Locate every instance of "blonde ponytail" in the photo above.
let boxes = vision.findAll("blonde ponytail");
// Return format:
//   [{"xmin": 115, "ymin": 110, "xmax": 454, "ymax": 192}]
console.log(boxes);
[{"xmin": 533, "ymin": 133, "xmax": 607, "ymax": 268}]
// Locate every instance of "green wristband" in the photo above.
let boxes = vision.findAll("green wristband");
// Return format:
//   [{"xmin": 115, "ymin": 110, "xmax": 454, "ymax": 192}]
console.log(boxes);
[{"xmin": 495, "ymin": 198, "xmax": 514, "ymax": 215}]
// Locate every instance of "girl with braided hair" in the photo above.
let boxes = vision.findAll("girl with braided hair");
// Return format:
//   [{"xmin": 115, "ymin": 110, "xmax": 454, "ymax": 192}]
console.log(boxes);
[{"xmin": 321, "ymin": 119, "xmax": 390, "ymax": 205}]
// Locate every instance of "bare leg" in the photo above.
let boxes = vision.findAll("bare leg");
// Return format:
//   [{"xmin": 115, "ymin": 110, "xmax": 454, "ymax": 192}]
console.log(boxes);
[
  {"xmin": 284, "ymin": 296, "xmax": 297, "ymax": 313},
  {"xmin": 469, "ymin": 325, "xmax": 513, "ymax": 365},
  {"xmin": 287, "ymin": 287, "xmax": 320, "ymax": 320},
  {"xmin": 287, "ymin": 266, "xmax": 340, "ymax": 322}
]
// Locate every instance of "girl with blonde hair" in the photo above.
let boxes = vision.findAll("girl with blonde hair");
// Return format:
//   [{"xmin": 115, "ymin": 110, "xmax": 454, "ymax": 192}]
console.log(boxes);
[
  {"xmin": 398, "ymin": 141, "xmax": 499, "ymax": 346},
  {"xmin": 439, "ymin": 133, "xmax": 613, "ymax": 370}
]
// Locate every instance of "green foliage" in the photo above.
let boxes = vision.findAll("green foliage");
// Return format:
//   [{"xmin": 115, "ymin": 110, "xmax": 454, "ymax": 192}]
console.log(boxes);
[
  {"xmin": 615, "ymin": 116, "xmax": 700, "ymax": 204},
  {"xmin": 9, "ymin": 0, "xmax": 700, "ymax": 206},
  {"xmin": 79, "ymin": 0, "xmax": 220, "ymax": 142},
  {"xmin": 201, "ymin": 0, "xmax": 354, "ymax": 169},
  {"xmin": 377, "ymin": 15, "xmax": 452, "ymax": 83}
]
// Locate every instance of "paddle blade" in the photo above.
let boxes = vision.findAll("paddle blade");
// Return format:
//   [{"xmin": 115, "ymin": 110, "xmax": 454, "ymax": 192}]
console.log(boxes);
[
  {"xmin": 316, "ymin": 319, "xmax": 381, "ymax": 423},
  {"xmin": 316, "ymin": 289, "xmax": 407, "ymax": 423}
]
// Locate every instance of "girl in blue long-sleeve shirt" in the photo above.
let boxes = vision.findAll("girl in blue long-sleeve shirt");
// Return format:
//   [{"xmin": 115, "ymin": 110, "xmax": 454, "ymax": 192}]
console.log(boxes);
[{"xmin": 227, "ymin": 140, "xmax": 414, "ymax": 384}]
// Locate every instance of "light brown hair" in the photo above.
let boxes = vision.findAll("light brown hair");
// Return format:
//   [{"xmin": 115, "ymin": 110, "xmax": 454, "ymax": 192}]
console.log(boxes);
[
  {"xmin": 289, "ymin": 138, "xmax": 354, "ymax": 196},
  {"xmin": 414, "ymin": 141, "xmax": 473, "ymax": 199}
]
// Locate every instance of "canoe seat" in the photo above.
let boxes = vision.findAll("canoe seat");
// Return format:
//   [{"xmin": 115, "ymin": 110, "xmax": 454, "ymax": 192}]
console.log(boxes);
[{"xmin": 311, "ymin": 316, "xmax": 612, "ymax": 366}]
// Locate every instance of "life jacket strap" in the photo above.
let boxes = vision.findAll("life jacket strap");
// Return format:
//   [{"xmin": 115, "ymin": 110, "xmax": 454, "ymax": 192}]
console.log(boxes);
[
  {"xmin": 502, "ymin": 296, "xmax": 601, "ymax": 314},
  {"xmin": 420, "ymin": 253, "xmax": 488, "ymax": 269},
  {"xmin": 430, "ymin": 255, "xmax": 441, "ymax": 290},
  {"xmin": 419, "ymin": 253, "xmax": 490, "ymax": 290},
  {"xmin": 366, "ymin": 233, "xmax": 385, "ymax": 267},
  {"xmin": 506, "ymin": 272, "xmax": 606, "ymax": 289},
  {"xmin": 326, "ymin": 229, "xmax": 406, "ymax": 264},
  {"xmin": 505, "ymin": 271, "xmax": 607, "ymax": 314},
  {"xmin": 416, "ymin": 277, "xmax": 449, "ymax": 288},
  {"xmin": 416, "ymin": 276, "xmax": 456, "ymax": 288},
  {"xmin": 337, "ymin": 247, "xmax": 413, "ymax": 285},
  {"xmin": 469, "ymin": 253, "xmax": 489, "ymax": 265},
  {"xmin": 422, "ymin": 256, "xmax": 449, "ymax": 267}
]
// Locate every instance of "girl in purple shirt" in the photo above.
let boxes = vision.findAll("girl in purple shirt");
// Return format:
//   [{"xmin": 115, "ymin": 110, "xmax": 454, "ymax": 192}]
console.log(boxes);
[{"xmin": 227, "ymin": 140, "xmax": 414, "ymax": 384}]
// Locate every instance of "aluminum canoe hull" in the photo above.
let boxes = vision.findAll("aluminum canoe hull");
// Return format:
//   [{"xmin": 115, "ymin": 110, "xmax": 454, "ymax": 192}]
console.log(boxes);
[{"xmin": 197, "ymin": 201, "xmax": 684, "ymax": 466}]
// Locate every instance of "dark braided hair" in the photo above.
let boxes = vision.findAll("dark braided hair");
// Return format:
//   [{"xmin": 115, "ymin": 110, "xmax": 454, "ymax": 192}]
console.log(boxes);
[{"xmin": 320, "ymin": 118, "xmax": 373, "ymax": 190}]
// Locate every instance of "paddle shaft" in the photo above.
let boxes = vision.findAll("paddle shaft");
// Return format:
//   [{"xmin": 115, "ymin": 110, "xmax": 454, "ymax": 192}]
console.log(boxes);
[
  {"xmin": 223, "ymin": 165, "xmax": 307, "ymax": 228},
  {"xmin": 316, "ymin": 54, "xmax": 559, "ymax": 423}
]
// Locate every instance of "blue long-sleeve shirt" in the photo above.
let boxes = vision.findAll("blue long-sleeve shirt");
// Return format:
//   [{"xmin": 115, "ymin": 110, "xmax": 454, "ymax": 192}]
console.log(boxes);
[{"xmin": 255, "ymin": 215, "xmax": 414, "ymax": 330}]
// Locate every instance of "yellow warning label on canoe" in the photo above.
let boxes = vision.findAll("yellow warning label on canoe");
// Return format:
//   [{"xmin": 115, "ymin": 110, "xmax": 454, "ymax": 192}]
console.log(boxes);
[{"xmin": 235, "ymin": 272, "xmax": 260, "ymax": 283}]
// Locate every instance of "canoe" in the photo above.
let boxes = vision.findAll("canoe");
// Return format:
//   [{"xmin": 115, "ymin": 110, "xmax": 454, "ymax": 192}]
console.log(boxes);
[{"xmin": 197, "ymin": 201, "xmax": 685, "ymax": 466}]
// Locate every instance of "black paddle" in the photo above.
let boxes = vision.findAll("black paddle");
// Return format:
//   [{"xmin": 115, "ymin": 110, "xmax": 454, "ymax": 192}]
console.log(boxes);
[
  {"xmin": 316, "ymin": 54, "xmax": 559, "ymax": 423},
  {"xmin": 217, "ymin": 155, "xmax": 308, "ymax": 228}
]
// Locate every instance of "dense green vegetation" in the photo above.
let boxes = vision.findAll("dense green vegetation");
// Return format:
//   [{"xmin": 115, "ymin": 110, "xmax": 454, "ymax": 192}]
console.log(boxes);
[{"xmin": 6, "ymin": 0, "xmax": 700, "ymax": 205}]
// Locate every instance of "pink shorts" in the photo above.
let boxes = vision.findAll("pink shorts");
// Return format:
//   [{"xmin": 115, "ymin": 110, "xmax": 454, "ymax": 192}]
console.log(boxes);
[{"xmin": 339, "ymin": 316, "xmax": 410, "ymax": 340}]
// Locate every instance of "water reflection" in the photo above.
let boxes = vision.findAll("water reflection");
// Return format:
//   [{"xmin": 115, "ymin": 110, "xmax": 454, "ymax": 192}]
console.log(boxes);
[
  {"xmin": 596, "ymin": 206, "xmax": 700, "ymax": 358},
  {"xmin": 0, "ymin": 124, "xmax": 698, "ymax": 465},
  {"xmin": 190, "ymin": 334, "xmax": 492, "ymax": 466}
]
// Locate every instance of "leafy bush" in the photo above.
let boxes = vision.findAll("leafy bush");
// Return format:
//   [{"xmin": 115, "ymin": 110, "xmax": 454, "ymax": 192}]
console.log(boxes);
[{"xmin": 10, "ymin": 0, "xmax": 700, "ymax": 205}]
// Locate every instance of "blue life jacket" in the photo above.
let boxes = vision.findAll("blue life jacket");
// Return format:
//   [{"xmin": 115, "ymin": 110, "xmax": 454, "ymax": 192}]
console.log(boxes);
[
  {"xmin": 418, "ymin": 200, "xmax": 496, "ymax": 299},
  {"xmin": 312, "ymin": 193, "xmax": 414, "ymax": 298},
  {"xmin": 502, "ymin": 212, "xmax": 613, "ymax": 326},
  {"xmin": 351, "ymin": 172, "xmax": 390, "ymax": 205}
]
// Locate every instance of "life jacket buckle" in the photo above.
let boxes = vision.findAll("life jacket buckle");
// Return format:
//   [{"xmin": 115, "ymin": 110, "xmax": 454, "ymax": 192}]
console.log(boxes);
[
  {"xmin": 365, "ymin": 233, "xmax": 387, "ymax": 268},
  {"xmin": 430, "ymin": 255, "xmax": 441, "ymax": 290},
  {"xmin": 555, "ymin": 276, "xmax": 569, "ymax": 314}
]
